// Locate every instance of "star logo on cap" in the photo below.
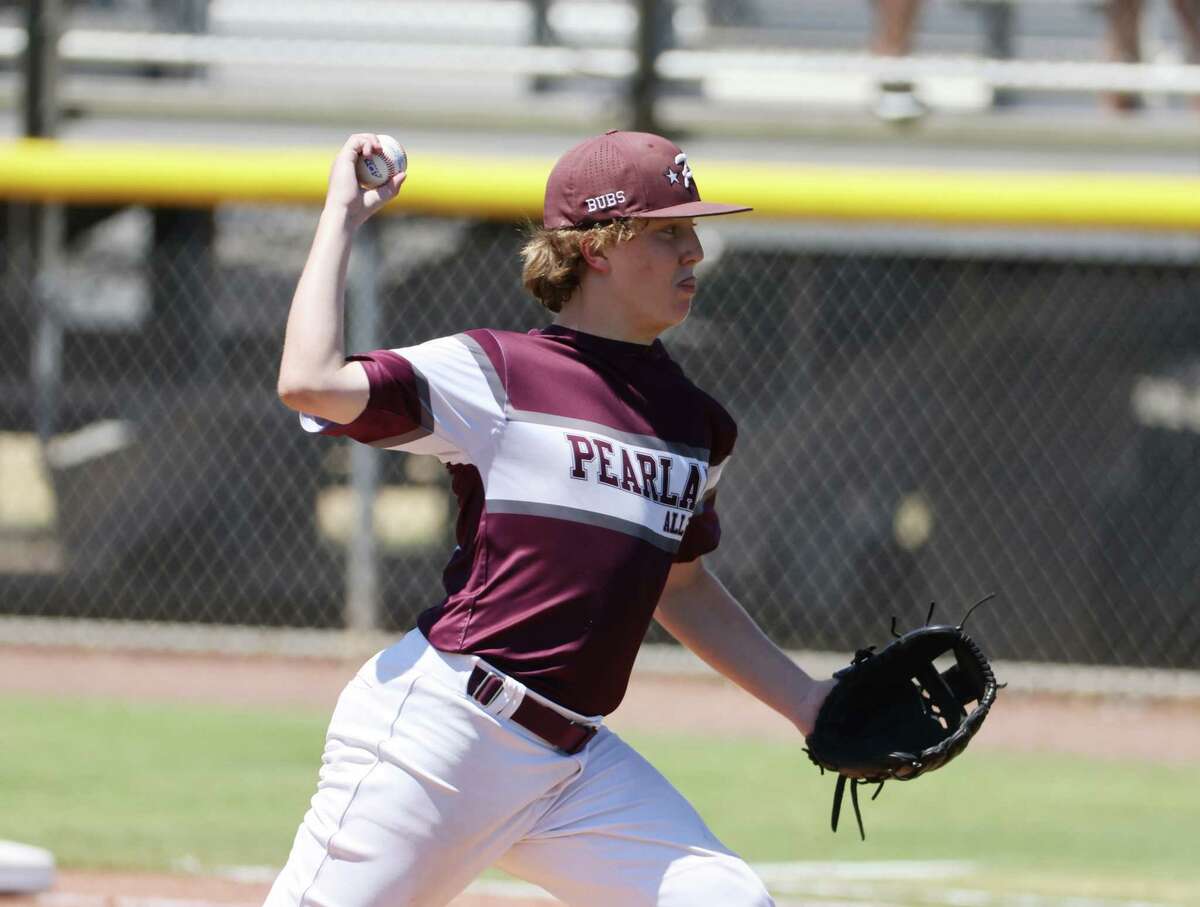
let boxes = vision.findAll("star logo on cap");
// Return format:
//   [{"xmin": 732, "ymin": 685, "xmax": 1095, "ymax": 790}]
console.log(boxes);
[
  {"xmin": 665, "ymin": 169, "xmax": 678, "ymax": 185},
  {"xmin": 675, "ymin": 152, "xmax": 693, "ymax": 189}
]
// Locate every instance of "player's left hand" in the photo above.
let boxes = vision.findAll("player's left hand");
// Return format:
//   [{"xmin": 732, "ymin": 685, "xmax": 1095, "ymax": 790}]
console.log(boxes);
[{"xmin": 794, "ymin": 676, "xmax": 837, "ymax": 738}]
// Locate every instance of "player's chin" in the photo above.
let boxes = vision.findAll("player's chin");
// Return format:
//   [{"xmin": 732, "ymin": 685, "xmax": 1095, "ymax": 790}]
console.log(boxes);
[{"xmin": 663, "ymin": 296, "xmax": 692, "ymax": 327}]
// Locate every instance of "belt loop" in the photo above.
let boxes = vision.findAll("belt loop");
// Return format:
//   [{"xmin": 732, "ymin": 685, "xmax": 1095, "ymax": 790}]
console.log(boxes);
[
  {"xmin": 565, "ymin": 725, "xmax": 598, "ymax": 756},
  {"xmin": 495, "ymin": 675, "xmax": 525, "ymax": 720}
]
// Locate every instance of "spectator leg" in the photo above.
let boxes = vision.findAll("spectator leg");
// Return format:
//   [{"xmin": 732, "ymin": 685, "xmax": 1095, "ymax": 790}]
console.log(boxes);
[
  {"xmin": 1106, "ymin": 0, "xmax": 1144, "ymax": 112},
  {"xmin": 1171, "ymin": 0, "xmax": 1200, "ymax": 110},
  {"xmin": 871, "ymin": 0, "xmax": 927, "ymax": 123},
  {"xmin": 872, "ymin": 0, "xmax": 922, "ymax": 56}
]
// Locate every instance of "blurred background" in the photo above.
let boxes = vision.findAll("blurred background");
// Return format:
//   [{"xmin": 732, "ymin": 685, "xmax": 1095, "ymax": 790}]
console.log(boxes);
[
  {"xmin": 2, "ymin": 2, "xmax": 1200, "ymax": 904},
  {"xmin": 4, "ymin": 0, "xmax": 1199, "ymax": 674}
]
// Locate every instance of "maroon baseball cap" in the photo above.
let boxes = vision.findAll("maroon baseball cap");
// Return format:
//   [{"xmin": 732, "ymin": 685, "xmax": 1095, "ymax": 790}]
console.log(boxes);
[{"xmin": 543, "ymin": 130, "xmax": 752, "ymax": 229}]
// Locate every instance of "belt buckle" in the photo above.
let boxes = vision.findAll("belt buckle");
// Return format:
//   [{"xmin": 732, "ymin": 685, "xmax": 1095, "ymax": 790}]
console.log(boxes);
[{"xmin": 470, "ymin": 666, "xmax": 506, "ymax": 708}]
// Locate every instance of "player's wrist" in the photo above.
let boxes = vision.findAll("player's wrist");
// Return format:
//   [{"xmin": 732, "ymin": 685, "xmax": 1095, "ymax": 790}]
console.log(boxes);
[
  {"xmin": 318, "ymin": 203, "xmax": 362, "ymax": 235},
  {"xmin": 794, "ymin": 676, "xmax": 836, "ymax": 738}
]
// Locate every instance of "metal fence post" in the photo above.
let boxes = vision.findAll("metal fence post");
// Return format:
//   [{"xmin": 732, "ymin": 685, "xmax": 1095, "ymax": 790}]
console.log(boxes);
[
  {"xmin": 29, "ymin": 205, "xmax": 64, "ymax": 444},
  {"xmin": 24, "ymin": 0, "xmax": 59, "ymax": 139},
  {"xmin": 977, "ymin": 0, "xmax": 1016, "ymax": 108},
  {"xmin": 23, "ymin": 0, "xmax": 64, "ymax": 443},
  {"xmin": 631, "ymin": 0, "xmax": 666, "ymax": 133},
  {"xmin": 344, "ymin": 218, "xmax": 383, "ymax": 634},
  {"xmin": 530, "ymin": 0, "xmax": 554, "ymax": 93}
]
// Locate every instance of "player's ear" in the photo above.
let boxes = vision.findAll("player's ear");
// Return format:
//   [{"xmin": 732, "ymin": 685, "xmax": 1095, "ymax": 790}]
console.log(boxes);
[{"xmin": 578, "ymin": 234, "xmax": 611, "ymax": 274}]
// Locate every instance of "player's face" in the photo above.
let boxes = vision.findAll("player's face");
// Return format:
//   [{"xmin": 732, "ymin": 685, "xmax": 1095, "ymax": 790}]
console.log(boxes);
[{"xmin": 606, "ymin": 218, "xmax": 704, "ymax": 338}]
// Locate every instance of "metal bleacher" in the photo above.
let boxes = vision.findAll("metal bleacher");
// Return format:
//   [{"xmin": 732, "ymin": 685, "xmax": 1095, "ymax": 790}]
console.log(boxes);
[{"xmin": 3, "ymin": 0, "xmax": 1200, "ymax": 140}]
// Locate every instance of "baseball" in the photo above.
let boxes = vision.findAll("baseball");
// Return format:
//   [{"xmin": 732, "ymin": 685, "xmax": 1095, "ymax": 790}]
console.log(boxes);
[{"xmin": 355, "ymin": 135, "xmax": 407, "ymax": 189}]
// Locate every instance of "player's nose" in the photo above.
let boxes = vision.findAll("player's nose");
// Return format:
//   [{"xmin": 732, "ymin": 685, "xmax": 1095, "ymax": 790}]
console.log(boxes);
[{"xmin": 680, "ymin": 232, "xmax": 703, "ymax": 266}]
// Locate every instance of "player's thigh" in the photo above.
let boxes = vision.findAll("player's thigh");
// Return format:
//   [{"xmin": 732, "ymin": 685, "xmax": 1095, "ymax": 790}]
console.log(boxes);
[
  {"xmin": 265, "ymin": 648, "xmax": 573, "ymax": 907},
  {"xmin": 496, "ymin": 729, "xmax": 773, "ymax": 907},
  {"xmin": 264, "ymin": 799, "xmax": 504, "ymax": 907}
]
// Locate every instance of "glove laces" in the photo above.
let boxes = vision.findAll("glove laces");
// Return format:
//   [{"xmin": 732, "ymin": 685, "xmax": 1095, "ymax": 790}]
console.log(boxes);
[{"xmin": 831, "ymin": 775, "xmax": 887, "ymax": 841}]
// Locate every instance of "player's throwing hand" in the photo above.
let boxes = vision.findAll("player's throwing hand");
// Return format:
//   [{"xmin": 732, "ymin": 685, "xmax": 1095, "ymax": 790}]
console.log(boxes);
[{"xmin": 325, "ymin": 133, "xmax": 406, "ymax": 228}]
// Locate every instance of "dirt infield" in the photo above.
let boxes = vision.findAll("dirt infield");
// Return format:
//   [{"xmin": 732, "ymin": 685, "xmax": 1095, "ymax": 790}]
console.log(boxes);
[
  {"xmin": 3, "ymin": 644, "xmax": 1198, "ymax": 907},
  {"xmin": 1, "ymin": 870, "xmax": 552, "ymax": 907},
  {"xmin": 2, "ymin": 644, "xmax": 1198, "ymax": 763}
]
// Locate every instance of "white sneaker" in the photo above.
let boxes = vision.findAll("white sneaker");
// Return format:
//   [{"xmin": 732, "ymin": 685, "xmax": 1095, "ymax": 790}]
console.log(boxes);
[{"xmin": 874, "ymin": 83, "xmax": 928, "ymax": 123}]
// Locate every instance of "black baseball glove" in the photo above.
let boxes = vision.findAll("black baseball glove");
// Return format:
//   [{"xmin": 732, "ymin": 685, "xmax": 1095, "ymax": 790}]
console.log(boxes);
[{"xmin": 803, "ymin": 596, "xmax": 1000, "ymax": 839}]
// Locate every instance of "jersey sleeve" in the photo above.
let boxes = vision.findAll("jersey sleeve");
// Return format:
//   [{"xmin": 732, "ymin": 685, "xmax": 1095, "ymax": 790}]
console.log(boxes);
[
  {"xmin": 673, "ymin": 400, "xmax": 737, "ymax": 562},
  {"xmin": 299, "ymin": 333, "xmax": 507, "ymax": 466}
]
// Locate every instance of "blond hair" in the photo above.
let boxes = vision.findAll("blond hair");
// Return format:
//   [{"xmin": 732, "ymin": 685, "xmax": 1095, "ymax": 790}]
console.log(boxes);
[{"xmin": 520, "ymin": 220, "xmax": 642, "ymax": 313}]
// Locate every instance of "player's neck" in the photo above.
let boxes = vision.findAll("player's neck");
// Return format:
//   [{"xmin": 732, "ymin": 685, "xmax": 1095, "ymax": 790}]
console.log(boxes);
[
  {"xmin": 554, "ymin": 290, "xmax": 661, "ymax": 346},
  {"xmin": 552, "ymin": 314, "xmax": 658, "ymax": 347}
]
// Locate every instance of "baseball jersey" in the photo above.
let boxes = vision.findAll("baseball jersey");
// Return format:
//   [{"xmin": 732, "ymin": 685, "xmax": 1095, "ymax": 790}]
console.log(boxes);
[{"xmin": 301, "ymin": 325, "xmax": 736, "ymax": 715}]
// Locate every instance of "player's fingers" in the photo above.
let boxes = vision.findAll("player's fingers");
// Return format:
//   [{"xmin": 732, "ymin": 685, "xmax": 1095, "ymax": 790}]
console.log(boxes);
[
  {"xmin": 342, "ymin": 133, "xmax": 381, "ymax": 159},
  {"xmin": 363, "ymin": 171, "xmax": 405, "ymax": 209},
  {"xmin": 341, "ymin": 134, "xmax": 367, "ymax": 156}
]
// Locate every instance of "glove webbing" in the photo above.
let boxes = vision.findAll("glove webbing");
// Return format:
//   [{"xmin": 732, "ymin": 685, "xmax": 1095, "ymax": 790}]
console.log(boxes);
[
  {"xmin": 915, "ymin": 663, "xmax": 966, "ymax": 732},
  {"xmin": 831, "ymin": 775, "xmax": 885, "ymax": 841}
]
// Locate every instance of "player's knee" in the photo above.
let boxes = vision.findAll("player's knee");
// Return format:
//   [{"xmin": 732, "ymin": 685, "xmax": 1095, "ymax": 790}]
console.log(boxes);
[
  {"xmin": 714, "ymin": 873, "xmax": 773, "ymax": 907},
  {"xmin": 659, "ymin": 855, "xmax": 773, "ymax": 907},
  {"xmin": 720, "ymin": 867, "xmax": 773, "ymax": 907}
]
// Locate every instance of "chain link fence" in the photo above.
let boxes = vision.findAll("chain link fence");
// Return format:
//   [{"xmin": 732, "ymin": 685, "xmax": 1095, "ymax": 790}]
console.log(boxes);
[{"xmin": 2, "ymin": 200, "xmax": 1199, "ymax": 670}]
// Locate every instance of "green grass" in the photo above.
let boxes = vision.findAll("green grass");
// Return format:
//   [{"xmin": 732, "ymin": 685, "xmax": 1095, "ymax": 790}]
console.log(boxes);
[
  {"xmin": 3, "ymin": 694, "xmax": 1198, "ymax": 902},
  {"xmin": 633, "ymin": 735, "xmax": 1200, "ymax": 882},
  {"xmin": 1, "ymin": 696, "xmax": 323, "ymax": 870}
]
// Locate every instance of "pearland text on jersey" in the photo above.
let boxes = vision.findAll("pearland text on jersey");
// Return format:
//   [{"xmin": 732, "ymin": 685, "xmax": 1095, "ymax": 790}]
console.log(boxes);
[{"xmin": 565, "ymin": 432, "xmax": 706, "ymax": 538}]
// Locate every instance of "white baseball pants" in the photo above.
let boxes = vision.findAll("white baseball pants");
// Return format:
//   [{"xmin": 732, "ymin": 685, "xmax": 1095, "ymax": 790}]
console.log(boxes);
[{"xmin": 263, "ymin": 630, "xmax": 773, "ymax": 907}]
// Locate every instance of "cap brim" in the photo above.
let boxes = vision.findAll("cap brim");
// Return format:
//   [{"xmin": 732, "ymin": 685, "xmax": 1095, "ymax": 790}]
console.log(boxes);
[{"xmin": 630, "ymin": 201, "xmax": 753, "ymax": 219}]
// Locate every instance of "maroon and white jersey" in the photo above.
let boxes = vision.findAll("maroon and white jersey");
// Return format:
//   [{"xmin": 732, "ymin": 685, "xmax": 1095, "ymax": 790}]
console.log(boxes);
[{"xmin": 302, "ymin": 325, "xmax": 736, "ymax": 715}]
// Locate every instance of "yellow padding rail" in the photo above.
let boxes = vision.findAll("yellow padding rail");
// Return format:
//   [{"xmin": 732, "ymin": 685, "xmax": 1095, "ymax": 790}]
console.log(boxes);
[{"xmin": 2, "ymin": 138, "xmax": 1199, "ymax": 230}]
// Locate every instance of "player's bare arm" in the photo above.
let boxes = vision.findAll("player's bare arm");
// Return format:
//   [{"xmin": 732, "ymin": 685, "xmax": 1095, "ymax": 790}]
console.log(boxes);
[
  {"xmin": 277, "ymin": 134, "xmax": 406, "ymax": 425},
  {"xmin": 655, "ymin": 558, "xmax": 835, "ymax": 736}
]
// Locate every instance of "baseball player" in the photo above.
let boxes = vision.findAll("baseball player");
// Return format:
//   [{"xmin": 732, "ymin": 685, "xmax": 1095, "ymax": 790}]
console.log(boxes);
[{"xmin": 270, "ymin": 130, "xmax": 835, "ymax": 907}]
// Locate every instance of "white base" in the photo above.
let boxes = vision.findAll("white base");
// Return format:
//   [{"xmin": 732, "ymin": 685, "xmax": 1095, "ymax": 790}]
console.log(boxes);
[{"xmin": 0, "ymin": 840, "xmax": 56, "ymax": 894}]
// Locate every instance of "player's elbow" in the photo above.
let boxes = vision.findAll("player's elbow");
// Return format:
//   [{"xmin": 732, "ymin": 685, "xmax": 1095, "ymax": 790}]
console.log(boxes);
[
  {"xmin": 277, "ymin": 361, "xmax": 368, "ymax": 424},
  {"xmin": 662, "ymin": 556, "xmax": 707, "ymax": 595},
  {"xmin": 276, "ymin": 374, "xmax": 319, "ymax": 413}
]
